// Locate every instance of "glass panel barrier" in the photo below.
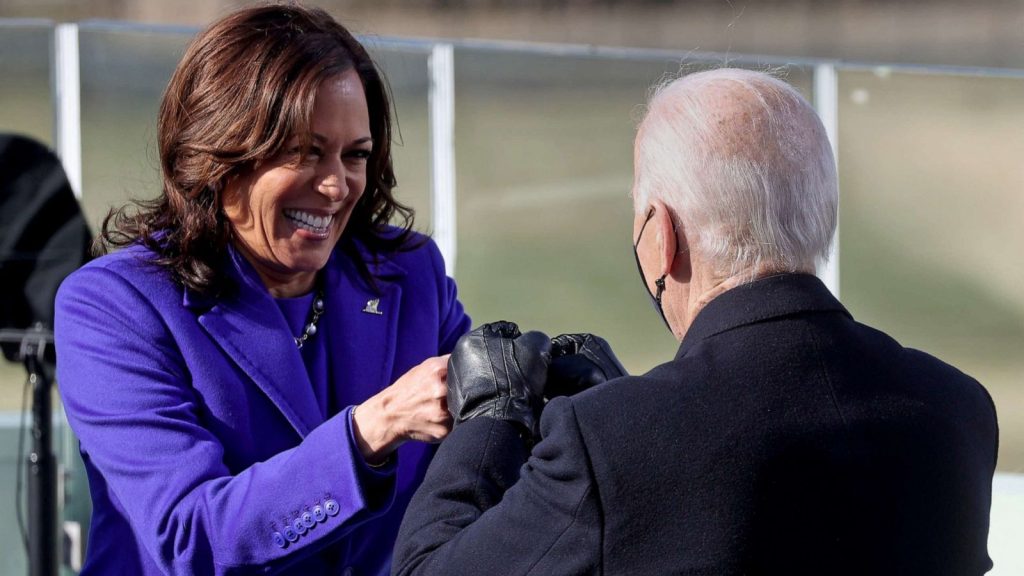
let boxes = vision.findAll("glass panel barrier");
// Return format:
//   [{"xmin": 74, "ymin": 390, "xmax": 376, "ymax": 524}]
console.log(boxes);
[
  {"xmin": 3, "ymin": 19, "xmax": 1021, "ymax": 573},
  {"xmin": 363, "ymin": 43, "xmax": 434, "ymax": 230},
  {"xmin": 77, "ymin": 25, "xmax": 191, "ymax": 230},
  {"xmin": 0, "ymin": 20, "xmax": 56, "ymax": 417},
  {"xmin": 0, "ymin": 21, "xmax": 56, "ymax": 576},
  {"xmin": 451, "ymin": 46, "xmax": 813, "ymax": 374},
  {"xmin": 837, "ymin": 68, "xmax": 1024, "ymax": 474},
  {"xmin": 74, "ymin": 27, "xmax": 193, "ymax": 564},
  {"xmin": 0, "ymin": 22, "xmax": 53, "ymax": 146}
]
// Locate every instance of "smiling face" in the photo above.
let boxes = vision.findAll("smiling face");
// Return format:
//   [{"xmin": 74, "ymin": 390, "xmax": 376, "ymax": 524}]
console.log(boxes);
[{"xmin": 222, "ymin": 69, "xmax": 372, "ymax": 297}]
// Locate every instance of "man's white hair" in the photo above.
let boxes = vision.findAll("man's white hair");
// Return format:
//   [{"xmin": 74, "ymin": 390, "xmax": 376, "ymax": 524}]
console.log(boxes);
[{"xmin": 634, "ymin": 68, "xmax": 838, "ymax": 280}]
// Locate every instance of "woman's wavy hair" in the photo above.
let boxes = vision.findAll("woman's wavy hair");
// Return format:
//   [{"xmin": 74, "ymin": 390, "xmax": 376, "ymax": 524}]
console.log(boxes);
[{"xmin": 96, "ymin": 3, "xmax": 417, "ymax": 295}]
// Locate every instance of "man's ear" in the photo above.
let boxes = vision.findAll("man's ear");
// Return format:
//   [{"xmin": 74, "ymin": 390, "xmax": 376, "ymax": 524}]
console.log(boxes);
[
  {"xmin": 652, "ymin": 199, "xmax": 691, "ymax": 281},
  {"xmin": 651, "ymin": 199, "xmax": 676, "ymax": 276}
]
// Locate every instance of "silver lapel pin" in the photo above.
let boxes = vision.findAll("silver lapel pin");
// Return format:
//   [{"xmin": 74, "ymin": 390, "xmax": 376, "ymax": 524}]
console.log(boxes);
[{"xmin": 362, "ymin": 298, "xmax": 383, "ymax": 315}]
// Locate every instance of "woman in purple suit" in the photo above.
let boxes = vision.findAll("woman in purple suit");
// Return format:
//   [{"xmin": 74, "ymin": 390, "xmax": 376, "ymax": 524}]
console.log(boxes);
[{"xmin": 54, "ymin": 5, "xmax": 470, "ymax": 574}]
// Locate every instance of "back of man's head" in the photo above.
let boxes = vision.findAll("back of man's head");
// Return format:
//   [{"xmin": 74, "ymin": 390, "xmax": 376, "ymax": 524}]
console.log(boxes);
[{"xmin": 634, "ymin": 68, "xmax": 838, "ymax": 281}]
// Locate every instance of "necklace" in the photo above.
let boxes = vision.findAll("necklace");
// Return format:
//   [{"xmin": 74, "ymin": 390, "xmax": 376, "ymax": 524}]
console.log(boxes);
[{"xmin": 294, "ymin": 289, "xmax": 325, "ymax": 349}]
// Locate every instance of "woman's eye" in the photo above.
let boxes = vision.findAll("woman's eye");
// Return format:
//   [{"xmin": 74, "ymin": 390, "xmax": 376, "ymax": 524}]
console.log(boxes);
[
  {"xmin": 288, "ymin": 147, "xmax": 322, "ymax": 165},
  {"xmin": 347, "ymin": 149, "xmax": 372, "ymax": 161},
  {"xmin": 284, "ymin": 144, "xmax": 321, "ymax": 155}
]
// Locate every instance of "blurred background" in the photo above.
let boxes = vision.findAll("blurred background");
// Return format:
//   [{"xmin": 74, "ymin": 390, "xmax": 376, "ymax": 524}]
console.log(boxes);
[
  {"xmin": 1, "ymin": 0, "xmax": 1022, "ymax": 574},
  {"xmin": 4, "ymin": 0, "xmax": 1024, "ymax": 68}
]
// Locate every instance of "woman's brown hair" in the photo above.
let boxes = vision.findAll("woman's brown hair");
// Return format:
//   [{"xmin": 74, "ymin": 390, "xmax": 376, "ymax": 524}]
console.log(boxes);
[{"xmin": 96, "ymin": 3, "xmax": 416, "ymax": 295}]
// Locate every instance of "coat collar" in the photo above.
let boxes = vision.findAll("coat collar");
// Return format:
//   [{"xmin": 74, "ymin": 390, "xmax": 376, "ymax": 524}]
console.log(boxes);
[
  {"xmin": 320, "ymin": 241, "xmax": 405, "ymax": 416},
  {"xmin": 675, "ymin": 273, "xmax": 850, "ymax": 360},
  {"xmin": 183, "ymin": 238, "xmax": 406, "ymax": 437}
]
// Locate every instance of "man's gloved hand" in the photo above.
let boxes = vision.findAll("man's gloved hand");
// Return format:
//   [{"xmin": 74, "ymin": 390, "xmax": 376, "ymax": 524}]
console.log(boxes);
[
  {"xmin": 447, "ymin": 321, "xmax": 551, "ymax": 437},
  {"xmin": 547, "ymin": 333, "xmax": 628, "ymax": 398}
]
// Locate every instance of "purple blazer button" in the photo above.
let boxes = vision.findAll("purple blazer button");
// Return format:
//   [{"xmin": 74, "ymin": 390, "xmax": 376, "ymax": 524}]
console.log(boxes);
[
  {"xmin": 272, "ymin": 532, "xmax": 287, "ymax": 549},
  {"xmin": 324, "ymin": 499, "xmax": 340, "ymax": 516},
  {"xmin": 313, "ymin": 505, "xmax": 326, "ymax": 522},
  {"xmin": 293, "ymin": 517, "xmax": 307, "ymax": 535},
  {"xmin": 301, "ymin": 511, "xmax": 316, "ymax": 528},
  {"xmin": 283, "ymin": 526, "xmax": 299, "ymax": 543}
]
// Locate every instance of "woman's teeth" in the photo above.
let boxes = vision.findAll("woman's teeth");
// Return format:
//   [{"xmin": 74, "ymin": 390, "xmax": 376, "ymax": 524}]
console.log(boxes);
[{"xmin": 283, "ymin": 209, "xmax": 334, "ymax": 234}]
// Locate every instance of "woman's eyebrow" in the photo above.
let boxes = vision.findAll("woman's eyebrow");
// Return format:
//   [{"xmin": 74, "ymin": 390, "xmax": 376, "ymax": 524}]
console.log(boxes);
[{"xmin": 310, "ymin": 133, "xmax": 373, "ymax": 147}]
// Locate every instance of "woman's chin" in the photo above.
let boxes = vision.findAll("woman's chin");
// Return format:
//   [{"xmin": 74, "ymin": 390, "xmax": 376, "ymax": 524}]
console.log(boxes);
[{"xmin": 290, "ymin": 254, "xmax": 332, "ymax": 275}]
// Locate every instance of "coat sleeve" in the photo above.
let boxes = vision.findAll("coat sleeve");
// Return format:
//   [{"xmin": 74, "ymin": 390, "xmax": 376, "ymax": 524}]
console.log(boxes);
[
  {"xmin": 55, "ymin": 264, "xmax": 395, "ymax": 575},
  {"xmin": 392, "ymin": 397, "xmax": 602, "ymax": 576}
]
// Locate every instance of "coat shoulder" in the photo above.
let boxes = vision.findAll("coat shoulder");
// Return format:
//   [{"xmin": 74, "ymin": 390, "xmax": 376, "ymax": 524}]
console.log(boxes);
[
  {"xmin": 375, "ymin": 228, "xmax": 447, "ymax": 276},
  {"xmin": 58, "ymin": 244, "xmax": 177, "ymax": 306}
]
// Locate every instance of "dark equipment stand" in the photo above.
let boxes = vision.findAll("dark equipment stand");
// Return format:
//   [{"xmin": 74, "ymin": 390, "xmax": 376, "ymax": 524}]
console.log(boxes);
[
  {"xmin": 26, "ymin": 332, "xmax": 58, "ymax": 576},
  {"xmin": 1, "ymin": 327, "xmax": 58, "ymax": 576}
]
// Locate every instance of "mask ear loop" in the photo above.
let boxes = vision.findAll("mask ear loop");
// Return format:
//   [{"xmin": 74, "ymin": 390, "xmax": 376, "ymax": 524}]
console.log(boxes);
[
  {"xmin": 655, "ymin": 212, "xmax": 683, "ymax": 306},
  {"xmin": 655, "ymin": 212, "xmax": 674, "ymax": 308},
  {"xmin": 634, "ymin": 205, "xmax": 673, "ymax": 332},
  {"xmin": 654, "ymin": 275, "xmax": 666, "ymax": 306}
]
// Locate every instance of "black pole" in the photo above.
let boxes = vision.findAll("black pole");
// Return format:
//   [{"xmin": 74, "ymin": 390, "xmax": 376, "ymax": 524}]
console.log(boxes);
[{"xmin": 25, "ymin": 349, "xmax": 58, "ymax": 576}]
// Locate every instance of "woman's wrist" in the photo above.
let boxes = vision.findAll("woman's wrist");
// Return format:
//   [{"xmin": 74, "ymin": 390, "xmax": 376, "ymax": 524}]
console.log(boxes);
[{"xmin": 351, "ymin": 395, "xmax": 399, "ymax": 466}]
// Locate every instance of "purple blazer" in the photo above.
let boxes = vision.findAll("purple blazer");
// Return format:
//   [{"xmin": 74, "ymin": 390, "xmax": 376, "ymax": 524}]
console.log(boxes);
[{"xmin": 54, "ymin": 231, "xmax": 470, "ymax": 575}]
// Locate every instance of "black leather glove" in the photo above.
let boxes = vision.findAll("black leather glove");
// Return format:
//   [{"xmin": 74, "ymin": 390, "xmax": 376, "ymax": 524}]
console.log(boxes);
[
  {"xmin": 447, "ymin": 321, "xmax": 551, "ymax": 437},
  {"xmin": 546, "ymin": 333, "xmax": 628, "ymax": 398}
]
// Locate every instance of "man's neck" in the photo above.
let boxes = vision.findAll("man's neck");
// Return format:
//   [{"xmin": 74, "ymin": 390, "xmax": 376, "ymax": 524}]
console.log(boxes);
[{"xmin": 671, "ymin": 263, "xmax": 789, "ymax": 341}]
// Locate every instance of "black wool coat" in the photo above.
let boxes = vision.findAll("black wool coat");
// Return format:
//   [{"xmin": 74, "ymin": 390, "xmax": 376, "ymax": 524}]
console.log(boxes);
[{"xmin": 394, "ymin": 273, "xmax": 998, "ymax": 576}]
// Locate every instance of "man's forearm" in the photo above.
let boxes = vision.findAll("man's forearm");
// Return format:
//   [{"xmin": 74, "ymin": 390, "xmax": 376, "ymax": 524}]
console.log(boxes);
[{"xmin": 393, "ymin": 417, "xmax": 530, "ymax": 575}]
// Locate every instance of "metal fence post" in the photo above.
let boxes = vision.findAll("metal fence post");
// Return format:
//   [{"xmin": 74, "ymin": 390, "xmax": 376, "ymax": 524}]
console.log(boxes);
[
  {"xmin": 813, "ymin": 62, "xmax": 840, "ymax": 298},
  {"xmin": 54, "ymin": 23, "xmax": 82, "ymax": 200},
  {"xmin": 428, "ymin": 43, "xmax": 457, "ymax": 276}
]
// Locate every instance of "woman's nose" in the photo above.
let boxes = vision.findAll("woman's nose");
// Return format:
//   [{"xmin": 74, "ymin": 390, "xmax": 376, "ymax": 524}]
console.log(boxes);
[{"xmin": 316, "ymin": 162, "xmax": 348, "ymax": 202}]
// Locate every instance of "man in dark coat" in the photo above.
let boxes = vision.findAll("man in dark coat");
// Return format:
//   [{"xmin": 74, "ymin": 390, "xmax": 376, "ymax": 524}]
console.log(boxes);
[{"xmin": 392, "ymin": 69, "xmax": 999, "ymax": 576}]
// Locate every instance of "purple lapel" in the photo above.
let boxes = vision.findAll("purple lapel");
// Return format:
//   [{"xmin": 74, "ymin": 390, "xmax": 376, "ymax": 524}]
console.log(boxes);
[
  {"xmin": 185, "ymin": 248, "xmax": 322, "ymax": 437},
  {"xmin": 321, "ymin": 245, "xmax": 406, "ymax": 401}
]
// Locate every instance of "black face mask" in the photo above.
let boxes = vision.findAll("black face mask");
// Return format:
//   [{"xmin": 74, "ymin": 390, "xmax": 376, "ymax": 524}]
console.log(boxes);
[{"xmin": 633, "ymin": 207, "xmax": 671, "ymax": 332}]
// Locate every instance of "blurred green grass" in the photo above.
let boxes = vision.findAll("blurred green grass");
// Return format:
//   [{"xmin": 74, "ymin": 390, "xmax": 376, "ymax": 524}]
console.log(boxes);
[{"xmin": 838, "ymin": 70, "xmax": 1024, "ymax": 472}]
